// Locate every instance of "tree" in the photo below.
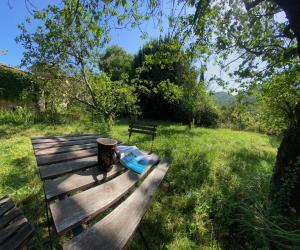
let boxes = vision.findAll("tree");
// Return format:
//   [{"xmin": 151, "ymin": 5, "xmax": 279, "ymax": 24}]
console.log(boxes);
[
  {"xmin": 180, "ymin": 0, "xmax": 300, "ymax": 215},
  {"xmin": 131, "ymin": 37, "xmax": 192, "ymax": 119},
  {"xmin": 257, "ymin": 66, "xmax": 300, "ymax": 135},
  {"xmin": 99, "ymin": 45, "xmax": 133, "ymax": 81},
  {"xmin": 27, "ymin": 62, "xmax": 70, "ymax": 119},
  {"xmin": 16, "ymin": 0, "xmax": 144, "ymax": 122}
]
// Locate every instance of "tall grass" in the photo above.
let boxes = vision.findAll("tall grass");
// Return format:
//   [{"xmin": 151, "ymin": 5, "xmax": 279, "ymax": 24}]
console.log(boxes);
[
  {"xmin": 0, "ymin": 118, "xmax": 299, "ymax": 249},
  {"xmin": 0, "ymin": 107, "xmax": 35, "ymax": 125}
]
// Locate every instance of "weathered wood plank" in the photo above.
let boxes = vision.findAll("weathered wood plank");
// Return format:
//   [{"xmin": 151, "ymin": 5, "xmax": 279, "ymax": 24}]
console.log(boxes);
[
  {"xmin": 129, "ymin": 124, "xmax": 156, "ymax": 131},
  {"xmin": 32, "ymin": 138, "xmax": 99, "ymax": 151},
  {"xmin": 0, "ymin": 196, "xmax": 9, "ymax": 206},
  {"xmin": 44, "ymin": 164, "xmax": 125, "ymax": 201},
  {"xmin": 50, "ymin": 154, "xmax": 159, "ymax": 235},
  {"xmin": 128, "ymin": 128, "xmax": 156, "ymax": 136},
  {"xmin": 63, "ymin": 159, "xmax": 170, "ymax": 250},
  {"xmin": 0, "ymin": 208, "xmax": 23, "ymax": 229},
  {"xmin": 39, "ymin": 156, "xmax": 98, "ymax": 180},
  {"xmin": 35, "ymin": 143, "xmax": 97, "ymax": 156},
  {"xmin": 0, "ymin": 216, "xmax": 27, "ymax": 244},
  {"xmin": 31, "ymin": 133, "xmax": 96, "ymax": 140},
  {"xmin": 0, "ymin": 223, "xmax": 33, "ymax": 249},
  {"xmin": 31, "ymin": 134, "xmax": 99, "ymax": 144},
  {"xmin": 129, "ymin": 122, "xmax": 157, "ymax": 128},
  {"xmin": 36, "ymin": 148, "xmax": 98, "ymax": 166},
  {"xmin": 0, "ymin": 199, "xmax": 14, "ymax": 217}
]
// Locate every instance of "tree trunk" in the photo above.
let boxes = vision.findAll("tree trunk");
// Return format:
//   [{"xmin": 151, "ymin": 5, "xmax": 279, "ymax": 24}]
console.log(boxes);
[
  {"xmin": 273, "ymin": 0, "xmax": 300, "ymax": 59},
  {"xmin": 269, "ymin": 0, "xmax": 300, "ymax": 214},
  {"xmin": 270, "ymin": 102, "xmax": 300, "ymax": 213}
]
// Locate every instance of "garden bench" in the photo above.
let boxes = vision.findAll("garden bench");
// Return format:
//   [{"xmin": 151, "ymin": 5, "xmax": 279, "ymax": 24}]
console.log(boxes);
[
  {"xmin": 31, "ymin": 133, "xmax": 170, "ymax": 249},
  {"xmin": 128, "ymin": 122, "xmax": 157, "ymax": 152},
  {"xmin": 0, "ymin": 196, "xmax": 34, "ymax": 249}
]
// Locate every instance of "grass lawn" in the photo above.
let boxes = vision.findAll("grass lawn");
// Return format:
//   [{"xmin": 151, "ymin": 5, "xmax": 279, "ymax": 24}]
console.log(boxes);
[{"xmin": 0, "ymin": 119, "xmax": 280, "ymax": 249}]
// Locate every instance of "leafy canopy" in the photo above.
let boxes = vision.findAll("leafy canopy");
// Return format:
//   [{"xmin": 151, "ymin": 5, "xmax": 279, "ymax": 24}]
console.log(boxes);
[{"xmin": 99, "ymin": 45, "xmax": 133, "ymax": 81}]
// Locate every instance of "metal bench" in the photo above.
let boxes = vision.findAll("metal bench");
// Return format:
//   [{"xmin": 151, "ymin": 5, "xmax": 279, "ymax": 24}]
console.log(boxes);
[
  {"xmin": 0, "ymin": 196, "xmax": 34, "ymax": 249},
  {"xmin": 128, "ymin": 122, "xmax": 157, "ymax": 152}
]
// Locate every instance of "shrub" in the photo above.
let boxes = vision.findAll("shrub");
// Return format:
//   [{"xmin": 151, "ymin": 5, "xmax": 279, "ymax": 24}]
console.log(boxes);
[{"xmin": 0, "ymin": 106, "xmax": 35, "ymax": 125}]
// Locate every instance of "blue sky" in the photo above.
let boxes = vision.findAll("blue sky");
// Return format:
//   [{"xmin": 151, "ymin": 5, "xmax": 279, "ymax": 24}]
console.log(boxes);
[
  {"xmin": 2, "ymin": 1, "xmax": 285, "ymax": 92},
  {"xmin": 0, "ymin": 0, "xmax": 168, "ymax": 66}
]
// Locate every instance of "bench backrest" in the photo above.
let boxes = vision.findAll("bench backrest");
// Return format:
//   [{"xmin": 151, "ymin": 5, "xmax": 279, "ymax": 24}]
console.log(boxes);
[{"xmin": 128, "ymin": 122, "xmax": 157, "ymax": 140}]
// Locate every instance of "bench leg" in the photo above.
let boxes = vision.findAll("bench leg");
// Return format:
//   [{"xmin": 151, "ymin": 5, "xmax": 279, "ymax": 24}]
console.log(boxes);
[
  {"xmin": 150, "ymin": 138, "xmax": 154, "ymax": 153},
  {"xmin": 138, "ymin": 228, "xmax": 149, "ymax": 250}
]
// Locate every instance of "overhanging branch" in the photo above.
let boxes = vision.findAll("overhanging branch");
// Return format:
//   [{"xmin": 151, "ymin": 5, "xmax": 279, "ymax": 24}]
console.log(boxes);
[{"xmin": 244, "ymin": 0, "xmax": 265, "ymax": 11}]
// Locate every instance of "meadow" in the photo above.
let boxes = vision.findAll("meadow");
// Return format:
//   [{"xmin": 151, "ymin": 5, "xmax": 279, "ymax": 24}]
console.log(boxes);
[{"xmin": 0, "ymin": 118, "xmax": 282, "ymax": 249}]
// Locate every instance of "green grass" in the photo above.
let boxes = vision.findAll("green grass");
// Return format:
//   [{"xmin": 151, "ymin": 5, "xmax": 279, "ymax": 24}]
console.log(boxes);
[{"xmin": 0, "ymin": 118, "xmax": 284, "ymax": 249}]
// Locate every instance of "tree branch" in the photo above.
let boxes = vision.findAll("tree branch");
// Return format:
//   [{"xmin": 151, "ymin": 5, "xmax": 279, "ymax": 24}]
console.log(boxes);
[
  {"xmin": 244, "ymin": 0, "xmax": 265, "ymax": 11},
  {"xmin": 72, "ymin": 96, "xmax": 96, "ymax": 110}
]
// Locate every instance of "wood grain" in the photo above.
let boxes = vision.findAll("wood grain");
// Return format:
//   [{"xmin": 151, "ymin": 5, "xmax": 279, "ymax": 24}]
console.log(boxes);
[
  {"xmin": 32, "ymin": 138, "xmax": 99, "ymax": 150},
  {"xmin": 35, "ymin": 143, "xmax": 97, "ymax": 156},
  {"xmin": 0, "ymin": 223, "xmax": 33, "ymax": 249},
  {"xmin": 31, "ymin": 134, "xmax": 99, "ymax": 144},
  {"xmin": 0, "ymin": 208, "xmax": 23, "ymax": 229},
  {"xmin": 63, "ymin": 159, "xmax": 169, "ymax": 250},
  {"xmin": 39, "ymin": 156, "xmax": 98, "ymax": 180},
  {"xmin": 31, "ymin": 133, "xmax": 96, "ymax": 140},
  {"xmin": 0, "ymin": 216, "xmax": 27, "ymax": 244},
  {"xmin": 50, "ymin": 154, "xmax": 159, "ymax": 235},
  {"xmin": 44, "ymin": 164, "xmax": 125, "ymax": 201},
  {"xmin": 36, "ymin": 148, "xmax": 97, "ymax": 165},
  {"xmin": 0, "ymin": 199, "xmax": 14, "ymax": 217}
]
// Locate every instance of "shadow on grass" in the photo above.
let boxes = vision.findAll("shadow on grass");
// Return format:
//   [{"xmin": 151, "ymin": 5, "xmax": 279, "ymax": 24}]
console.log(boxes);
[
  {"xmin": 128, "ymin": 152, "xmax": 211, "ymax": 249},
  {"xmin": 227, "ymin": 147, "xmax": 275, "ymax": 176},
  {"xmin": 1, "ymin": 156, "xmax": 34, "ymax": 191},
  {"xmin": 209, "ymin": 147, "xmax": 276, "ymax": 249},
  {"xmin": 158, "ymin": 127, "xmax": 208, "ymax": 138}
]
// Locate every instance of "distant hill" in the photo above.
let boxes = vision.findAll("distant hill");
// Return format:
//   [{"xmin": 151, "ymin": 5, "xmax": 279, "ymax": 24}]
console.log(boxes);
[
  {"xmin": 212, "ymin": 91, "xmax": 257, "ymax": 108},
  {"xmin": 213, "ymin": 92, "xmax": 236, "ymax": 107}
]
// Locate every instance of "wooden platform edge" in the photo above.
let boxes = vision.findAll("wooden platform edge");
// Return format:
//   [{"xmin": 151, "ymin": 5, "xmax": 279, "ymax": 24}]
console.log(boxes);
[{"xmin": 63, "ymin": 158, "xmax": 170, "ymax": 250}]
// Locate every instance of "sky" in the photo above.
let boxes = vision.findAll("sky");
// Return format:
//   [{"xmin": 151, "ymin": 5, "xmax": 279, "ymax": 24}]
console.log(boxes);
[
  {"xmin": 1, "ymin": 0, "xmax": 285, "ymax": 92},
  {"xmin": 0, "ymin": 0, "xmax": 169, "ymax": 65}
]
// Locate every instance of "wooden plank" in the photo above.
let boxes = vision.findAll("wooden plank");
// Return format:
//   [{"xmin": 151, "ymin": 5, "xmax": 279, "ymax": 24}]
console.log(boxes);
[
  {"xmin": 50, "ymin": 154, "xmax": 159, "ymax": 235},
  {"xmin": 0, "ymin": 223, "xmax": 33, "ymax": 249},
  {"xmin": 31, "ymin": 134, "xmax": 99, "ymax": 144},
  {"xmin": 36, "ymin": 148, "xmax": 98, "ymax": 166},
  {"xmin": 0, "ymin": 196, "xmax": 9, "ymax": 206},
  {"xmin": 0, "ymin": 208, "xmax": 23, "ymax": 229},
  {"xmin": 130, "ymin": 122, "xmax": 157, "ymax": 128},
  {"xmin": 0, "ymin": 216, "xmax": 27, "ymax": 244},
  {"xmin": 129, "ymin": 125, "xmax": 156, "ymax": 131},
  {"xmin": 128, "ymin": 129, "xmax": 156, "ymax": 136},
  {"xmin": 31, "ymin": 133, "xmax": 96, "ymax": 140},
  {"xmin": 0, "ymin": 199, "xmax": 14, "ymax": 217},
  {"xmin": 63, "ymin": 159, "xmax": 170, "ymax": 250},
  {"xmin": 39, "ymin": 156, "xmax": 98, "ymax": 180},
  {"xmin": 32, "ymin": 138, "xmax": 99, "ymax": 151},
  {"xmin": 44, "ymin": 164, "xmax": 125, "ymax": 201},
  {"xmin": 35, "ymin": 143, "xmax": 97, "ymax": 156}
]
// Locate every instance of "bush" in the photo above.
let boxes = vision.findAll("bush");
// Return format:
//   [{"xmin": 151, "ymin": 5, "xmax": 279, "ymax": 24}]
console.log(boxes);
[
  {"xmin": 195, "ymin": 106, "xmax": 220, "ymax": 127},
  {"xmin": 0, "ymin": 107, "xmax": 35, "ymax": 125}
]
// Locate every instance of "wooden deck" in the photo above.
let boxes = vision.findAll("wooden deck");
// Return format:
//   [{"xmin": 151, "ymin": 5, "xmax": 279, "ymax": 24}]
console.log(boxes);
[
  {"xmin": 31, "ymin": 133, "xmax": 169, "ymax": 249},
  {"xmin": 0, "ymin": 196, "xmax": 34, "ymax": 249}
]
